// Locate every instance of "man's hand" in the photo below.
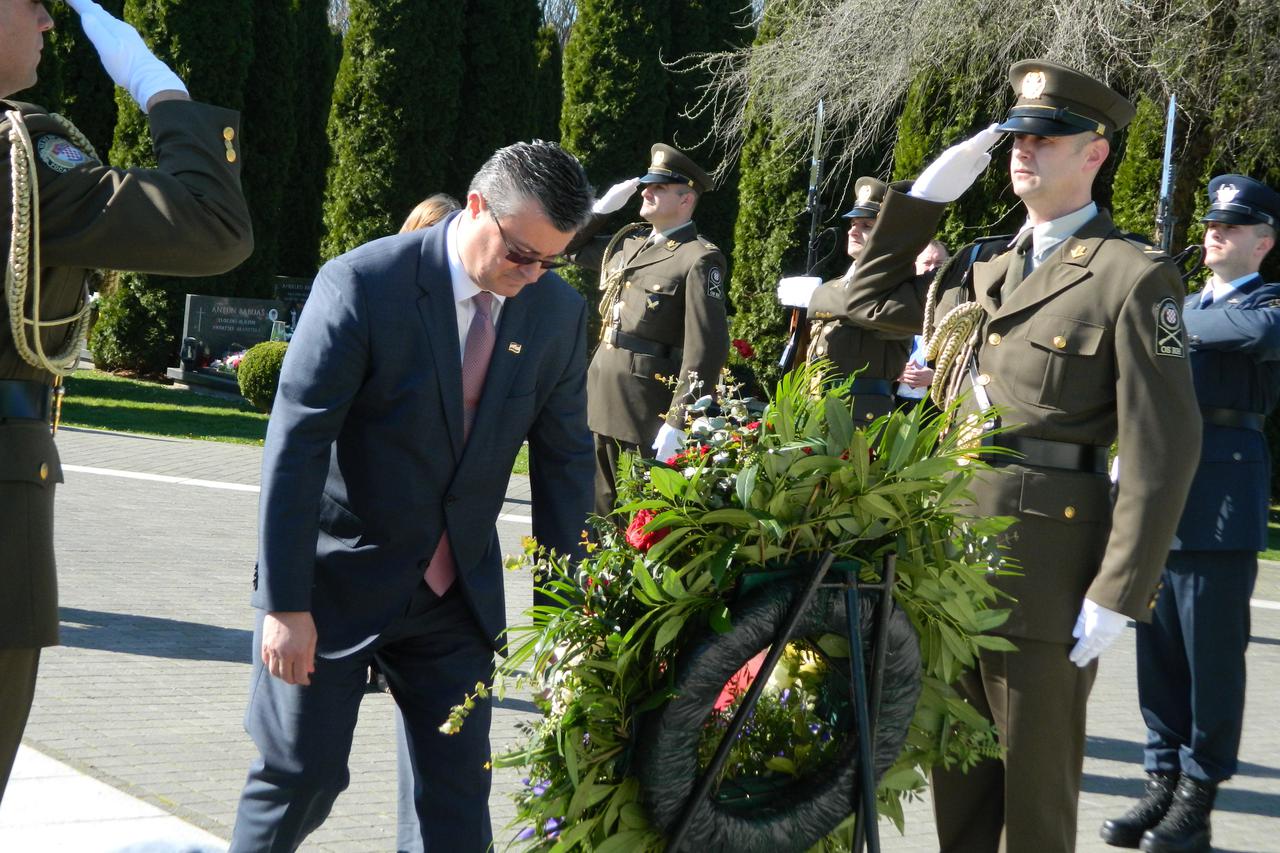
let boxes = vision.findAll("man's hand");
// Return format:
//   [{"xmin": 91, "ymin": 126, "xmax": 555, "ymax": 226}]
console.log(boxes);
[
  {"xmin": 261, "ymin": 611, "xmax": 318, "ymax": 686},
  {"xmin": 910, "ymin": 124, "xmax": 1005, "ymax": 204},
  {"xmin": 776, "ymin": 276, "xmax": 822, "ymax": 309},
  {"xmin": 900, "ymin": 363, "xmax": 934, "ymax": 389},
  {"xmin": 652, "ymin": 423, "xmax": 685, "ymax": 463},
  {"xmin": 1068, "ymin": 598, "xmax": 1127, "ymax": 667},
  {"xmin": 592, "ymin": 177, "xmax": 641, "ymax": 215},
  {"xmin": 66, "ymin": 0, "xmax": 189, "ymax": 112}
]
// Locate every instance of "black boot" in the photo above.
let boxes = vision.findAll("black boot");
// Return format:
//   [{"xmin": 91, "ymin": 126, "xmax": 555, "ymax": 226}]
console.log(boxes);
[
  {"xmin": 1100, "ymin": 772, "xmax": 1179, "ymax": 847},
  {"xmin": 1139, "ymin": 776, "xmax": 1217, "ymax": 853}
]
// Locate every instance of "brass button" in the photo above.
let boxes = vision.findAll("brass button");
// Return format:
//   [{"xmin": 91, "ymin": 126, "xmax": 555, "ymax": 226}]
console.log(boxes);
[
  {"xmin": 977, "ymin": 373, "xmax": 991, "ymax": 386},
  {"xmin": 624, "ymin": 281, "xmax": 631, "ymax": 288},
  {"xmin": 865, "ymin": 412, "xmax": 874, "ymax": 421},
  {"xmin": 222, "ymin": 127, "xmax": 235, "ymax": 141},
  {"xmin": 1053, "ymin": 335, "xmax": 1067, "ymax": 349},
  {"xmin": 1063, "ymin": 505, "xmax": 1076, "ymax": 519},
  {"xmin": 225, "ymin": 148, "xmax": 237, "ymax": 163},
  {"xmin": 988, "ymin": 332, "xmax": 1002, "ymax": 346},
  {"xmin": 38, "ymin": 462, "xmax": 49, "ymax": 481}
]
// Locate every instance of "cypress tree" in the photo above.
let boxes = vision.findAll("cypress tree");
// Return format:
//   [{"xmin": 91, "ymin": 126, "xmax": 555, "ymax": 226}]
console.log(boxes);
[
  {"xmin": 726, "ymin": 3, "xmax": 808, "ymax": 392},
  {"xmin": 277, "ymin": 0, "xmax": 341, "ymax": 278},
  {"xmin": 1109, "ymin": 95, "xmax": 1166, "ymax": 242},
  {"xmin": 530, "ymin": 25, "xmax": 563, "ymax": 143},
  {"xmin": 225, "ymin": 0, "xmax": 301, "ymax": 298},
  {"xmin": 93, "ymin": 0, "xmax": 254, "ymax": 374},
  {"xmin": 890, "ymin": 62, "xmax": 1019, "ymax": 252},
  {"xmin": 561, "ymin": 0, "xmax": 670, "ymax": 188},
  {"xmin": 559, "ymin": 0, "xmax": 671, "ymax": 322},
  {"xmin": 445, "ymin": 0, "xmax": 541, "ymax": 196},
  {"xmin": 320, "ymin": 0, "xmax": 465, "ymax": 258}
]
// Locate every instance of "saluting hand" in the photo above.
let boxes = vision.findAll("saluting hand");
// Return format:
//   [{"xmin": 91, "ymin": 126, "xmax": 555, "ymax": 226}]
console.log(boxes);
[
  {"xmin": 66, "ymin": 0, "xmax": 188, "ymax": 113},
  {"xmin": 262, "ymin": 611, "xmax": 318, "ymax": 686},
  {"xmin": 910, "ymin": 124, "xmax": 1005, "ymax": 204},
  {"xmin": 593, "ymin": 177, "xmax": 642, "ymax": 215}
]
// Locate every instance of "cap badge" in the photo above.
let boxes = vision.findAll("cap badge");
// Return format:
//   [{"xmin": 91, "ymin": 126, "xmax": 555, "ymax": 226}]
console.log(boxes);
[
  {"xmin": 1215, "ymin": 183, "xmax": 1240, "ymax": 204},
  {"xmin": 1021, "ymin": 71, "xmax": 1047, "ymax": 100},
  {"xmin": 857, "ymin": 184, "xmax": 873, "ymax": 204},
  {"xmin": 653, "ymin": 150, "xmax": 666, "ymax": 165}
]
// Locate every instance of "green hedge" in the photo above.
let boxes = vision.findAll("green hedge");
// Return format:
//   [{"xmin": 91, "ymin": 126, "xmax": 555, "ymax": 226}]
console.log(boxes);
[{"xmin": 238, "ymin": 340, "xmax": 289, "ymax": 412}]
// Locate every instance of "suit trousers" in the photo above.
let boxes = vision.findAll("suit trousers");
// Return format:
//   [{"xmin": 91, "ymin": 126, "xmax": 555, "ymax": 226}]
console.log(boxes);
[
  {"xmin": 593, "ymin": 433, "xmax": 654, "ymax": 520},
  {"xmin": 931, "ymin": 639, "xmax": 1097, "ymax": 853},
  {"xmin": 230, "ymin": 583, "xmax": 494, "ymax": 852},
  {"xmin": 0, "ymin": 647, "xmax": 39, "ymax": 803},
  {"xmin": 1137, "ymin": 549, "xmax": 1257, "ymax": 783}
]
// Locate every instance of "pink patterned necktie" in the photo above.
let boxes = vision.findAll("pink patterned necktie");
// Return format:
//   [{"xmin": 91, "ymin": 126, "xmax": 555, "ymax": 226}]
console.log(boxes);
[{"xmin": 425, "ymin": 291, "xmax": 497, "ymax": 596}]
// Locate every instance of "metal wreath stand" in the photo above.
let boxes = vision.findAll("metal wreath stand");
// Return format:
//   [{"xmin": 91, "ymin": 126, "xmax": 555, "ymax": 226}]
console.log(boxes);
[{"xmin": 661, "ymin": 550, "xmax": 901, "ymax": 853}]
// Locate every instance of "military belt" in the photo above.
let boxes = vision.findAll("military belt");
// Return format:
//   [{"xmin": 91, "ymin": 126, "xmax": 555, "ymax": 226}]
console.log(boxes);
[
  {"xmin": 603, "ymin": 328, "xmax": 682, "ymax": 361},
  {"xmin": 0, "ymin": 379, "xmax": 52, "ymax": 422},
  {"xmin": 849, "ymin": 378, "xmax": 894, "ymax": 398},
  {"xmin": 1200, "ymin": 406, "xmax": 1265, "ymax": 432},
  {"xmin": 985, "ymin": 434, "xmax": 1109, "ymax": 474}
]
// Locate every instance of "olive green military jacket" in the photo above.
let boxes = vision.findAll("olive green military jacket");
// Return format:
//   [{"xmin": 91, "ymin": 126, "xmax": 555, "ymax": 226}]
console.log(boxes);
[
  {"xmin": 844, "ymin": 189, "xmax": 1200, "ymax": 643},
  {"xmin": 1, "ymin": 98, "xmax": 253, "ymax": 648},
  {"xmin": 573, "ymin": 219, "xmax": 729, "ymax": 447},
  {"xmin": 806, "ymin": 266, "xmax": 915, "ymax": 422}
]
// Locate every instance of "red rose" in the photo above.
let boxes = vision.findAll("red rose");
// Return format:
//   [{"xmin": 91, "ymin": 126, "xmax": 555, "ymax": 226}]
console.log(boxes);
[
  {"xmin": 745, "ymin": 421, "xmax": 761, "ymax": 431},
  {"xmin": 625, "ymin": 508, "xmax": 671, "ymax": 552},
  {"xmin": 732, "ymin": 338, "xmax": 755, "ymax": 359}
]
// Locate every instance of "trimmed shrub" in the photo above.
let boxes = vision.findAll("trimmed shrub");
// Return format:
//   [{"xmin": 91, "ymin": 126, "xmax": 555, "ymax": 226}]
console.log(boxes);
[
  {"xmin": 89, "ymin": 274, "xmax": 173, "ymax": 375},
  {"xmin": 238, "ymin": 341, "xmax": 289, "ymax": 412}
]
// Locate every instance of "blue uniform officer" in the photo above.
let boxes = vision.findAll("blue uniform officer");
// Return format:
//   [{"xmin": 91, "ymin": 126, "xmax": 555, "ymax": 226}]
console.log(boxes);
[{"xmin": 1103, "ymin": 175, "xmax": 1280, "ymax": 852}]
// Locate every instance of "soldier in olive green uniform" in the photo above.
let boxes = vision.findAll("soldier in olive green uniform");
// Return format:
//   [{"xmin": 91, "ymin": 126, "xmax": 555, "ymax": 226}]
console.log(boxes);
[
  {"xmin": 568, "ymin": 144, "xmax": 729, "ymax": 517},
  {"xmin": 778, "ymin": 177, "xmax": 915, "ymax": 422},
  {"xmin": 841, "ymin": 61, "xmax": 1201, "ymax": 851},
  {"xmin": 0, "ymin": 0, "xmax": 252, "ymax": 801}
]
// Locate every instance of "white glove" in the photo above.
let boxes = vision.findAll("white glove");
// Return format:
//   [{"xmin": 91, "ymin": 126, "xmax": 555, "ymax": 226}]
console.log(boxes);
[
  {"xmin": 592, "ymin": 177, "xmax": 641, "ymax": 215},
  {"xmin": 909, "ymin": 124, "xmax": 1005, "ymax": 203},
  {"xmin": 652, "ymin": 423, "xmax": 685, "ymax": 463},
  {"xmin": 776, "ymin": 276, "xmax": 822, "ymax": 309},
  {"xmin": 67, "ymin": 0, "xmax": 188, "ymax": 112},
  {"xmin": 1068, "ymin": 598, "xmax": 1128, "ymax": 667}
]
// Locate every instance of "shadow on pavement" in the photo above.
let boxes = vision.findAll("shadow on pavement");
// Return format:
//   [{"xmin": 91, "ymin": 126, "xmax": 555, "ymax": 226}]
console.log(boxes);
[
  {"xmin": 58, "ymin": 607, "xmax": 251, "ymax": 663},
  {"xmin": 1087, "ymin": 735, "xmax": 1280, "ymax": 779}
]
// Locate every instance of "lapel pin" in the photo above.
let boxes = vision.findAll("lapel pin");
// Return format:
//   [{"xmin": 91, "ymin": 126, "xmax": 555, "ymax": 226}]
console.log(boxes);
[
  {"xmin": 1070, "ymin": 244, "xmax": 1088, "ymax": 259},
  {"xmin": 507, "ymin": 342, "xmax": 523, "ymax": 354}
]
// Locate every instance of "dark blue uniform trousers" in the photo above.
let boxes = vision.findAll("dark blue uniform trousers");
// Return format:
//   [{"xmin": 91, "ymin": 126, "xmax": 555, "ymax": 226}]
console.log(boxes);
[
  {"xmin": 230, "ymin": 583, "xmax": 494, "ymax": 852},
  {"xmin": 1137, "ymin": 550, "xmax": 1257, "ymax": 783}
]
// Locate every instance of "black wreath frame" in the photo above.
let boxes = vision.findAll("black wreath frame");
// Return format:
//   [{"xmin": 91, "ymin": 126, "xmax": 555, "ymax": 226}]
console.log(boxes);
[{"xmin": 635, "ymin": 578, "xmax": 922, "ymax": 852}]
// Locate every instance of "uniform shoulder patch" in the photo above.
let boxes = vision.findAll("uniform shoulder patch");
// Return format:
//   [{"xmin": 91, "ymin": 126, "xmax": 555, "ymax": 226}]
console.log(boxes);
[
  {"xmin": 706, "ymin": 266, "xmax": 724, "ymax": 300},
  {"xmin": 36, "ymin": 134, "xmax": 93, "ymax": 173},
  {"xmin": 1154, "ymin": 296, "xmax": 1185, "ymax": 358}
]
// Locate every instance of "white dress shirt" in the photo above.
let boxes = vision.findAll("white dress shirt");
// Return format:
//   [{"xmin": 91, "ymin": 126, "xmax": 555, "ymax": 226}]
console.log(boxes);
[
  {"xmin": 446, "ymin": 216, "xmax": 505, "ymax": 360},
  {"xmin": 1201, "ymin": 272, "xmax": 1260, "ymax": 307},
  {"xmin": 1012, "ymin": 201, "xmax": 1099, "ymax": 271}
]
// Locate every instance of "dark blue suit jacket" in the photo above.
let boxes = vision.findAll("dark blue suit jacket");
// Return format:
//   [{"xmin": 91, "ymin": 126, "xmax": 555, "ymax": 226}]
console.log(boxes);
[
  {"xmin": 251, "ymin": 213, "xmax": 593, "ymax": 652},
  {"xmin": 1173, "ymin": 275, "xmax": 1280, "ymax": 551}
]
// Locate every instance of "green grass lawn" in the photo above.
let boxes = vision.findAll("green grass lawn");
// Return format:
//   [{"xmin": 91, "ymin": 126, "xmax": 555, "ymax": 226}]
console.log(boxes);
[
  {"xmin": 59, "ymin": 369, "xmax": 531, "ymax": 472},
  {"xmin": 62, "ymin": 370, "xmax": 268, "ymax": 444},
  {"xmin": 1263, "ymin": 507, "xmax": 1280, "ymax": 562}
]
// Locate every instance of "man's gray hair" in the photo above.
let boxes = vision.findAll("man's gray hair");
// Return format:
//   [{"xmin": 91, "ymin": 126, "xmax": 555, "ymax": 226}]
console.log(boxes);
[{"xmin": 469, "ymin": 141, "xmax": 595, "ymax": 233}]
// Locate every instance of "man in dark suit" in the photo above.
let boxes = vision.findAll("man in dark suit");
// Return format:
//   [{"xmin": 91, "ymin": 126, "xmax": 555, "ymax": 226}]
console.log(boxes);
[
  {"xmin": 1101, "ymin": 175, "xmax": 1280, "ymax": 852},
  {"xmin": 228, "ymin": 141, "xmax": 596, "ymax": 852},
  {"xmin": 1, "ymin": 0, "xmax": 251, "ymax": 801}
]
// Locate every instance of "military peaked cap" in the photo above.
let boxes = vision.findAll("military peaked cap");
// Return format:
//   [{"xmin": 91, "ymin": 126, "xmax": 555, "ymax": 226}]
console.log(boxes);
[
  {"xmin": 1201, "ymin": 174, "xmax": 1280, "ymax": 229},
  {"xmin": 637, "ymin": 143, "xmax": 713, "ymax": 194},
  {"xmin": 996, "ymin": 59, "xmax": 1136, "ymax": 141},
  {"xmin": 842, "ymin": 177, "xmax": 887, "ymax": 219}
]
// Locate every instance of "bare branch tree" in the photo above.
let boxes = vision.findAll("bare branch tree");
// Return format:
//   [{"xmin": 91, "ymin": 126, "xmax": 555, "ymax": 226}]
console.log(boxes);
[
  {"xmin": 541, "ymin": 0, "xmax": 578, "ymax": 45},
  {"xmin": 683, "ymin": 0, "xmax": 1251, "ymax": 185}
]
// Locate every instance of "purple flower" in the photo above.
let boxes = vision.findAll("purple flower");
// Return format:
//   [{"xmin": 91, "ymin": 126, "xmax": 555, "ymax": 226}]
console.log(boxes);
[
  {"xmin": 531, "ymin": 779, "xmax": 550, "ymax": 797},
  {"xmin": 514, "ymin": 826, "xmax": 536, "ymax": 841},
  {"xmin": 780, "ymin": 688, "xmax": 791, "ymax": 704}
]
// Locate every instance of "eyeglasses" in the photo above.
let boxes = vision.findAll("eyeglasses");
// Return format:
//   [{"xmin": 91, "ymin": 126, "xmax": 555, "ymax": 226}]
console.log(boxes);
[{"xmin": 488, "ymin": 208, "xmax": 569, "ymax": 270}]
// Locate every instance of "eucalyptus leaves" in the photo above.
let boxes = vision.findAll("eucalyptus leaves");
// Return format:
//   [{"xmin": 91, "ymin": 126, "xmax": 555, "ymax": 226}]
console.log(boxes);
[{"xmin": 468, "ymin": 364, "xmax": 1015, "ymax": 849}]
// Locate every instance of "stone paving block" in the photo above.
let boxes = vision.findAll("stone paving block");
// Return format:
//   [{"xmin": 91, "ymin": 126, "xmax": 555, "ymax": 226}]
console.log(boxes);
[{"xmin": 12, "ymin": 429, "xmax": 1279, "ymax": 850}]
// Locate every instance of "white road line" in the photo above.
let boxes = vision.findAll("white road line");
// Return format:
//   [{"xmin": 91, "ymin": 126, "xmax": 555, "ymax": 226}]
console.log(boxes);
[
  {"xmin": 62, "ymin": 464, "xmax": 535, "ymax": 525},
  {"xmin": 1251, "ymin": 598, "xmax": 1280, "ymax": 612}
]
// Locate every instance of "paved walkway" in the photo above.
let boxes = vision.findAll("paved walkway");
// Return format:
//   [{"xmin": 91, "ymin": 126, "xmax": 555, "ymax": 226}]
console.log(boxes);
[{"xmin": 1, "ymin": 426, "xmax": 1278, "ymax": 850}]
